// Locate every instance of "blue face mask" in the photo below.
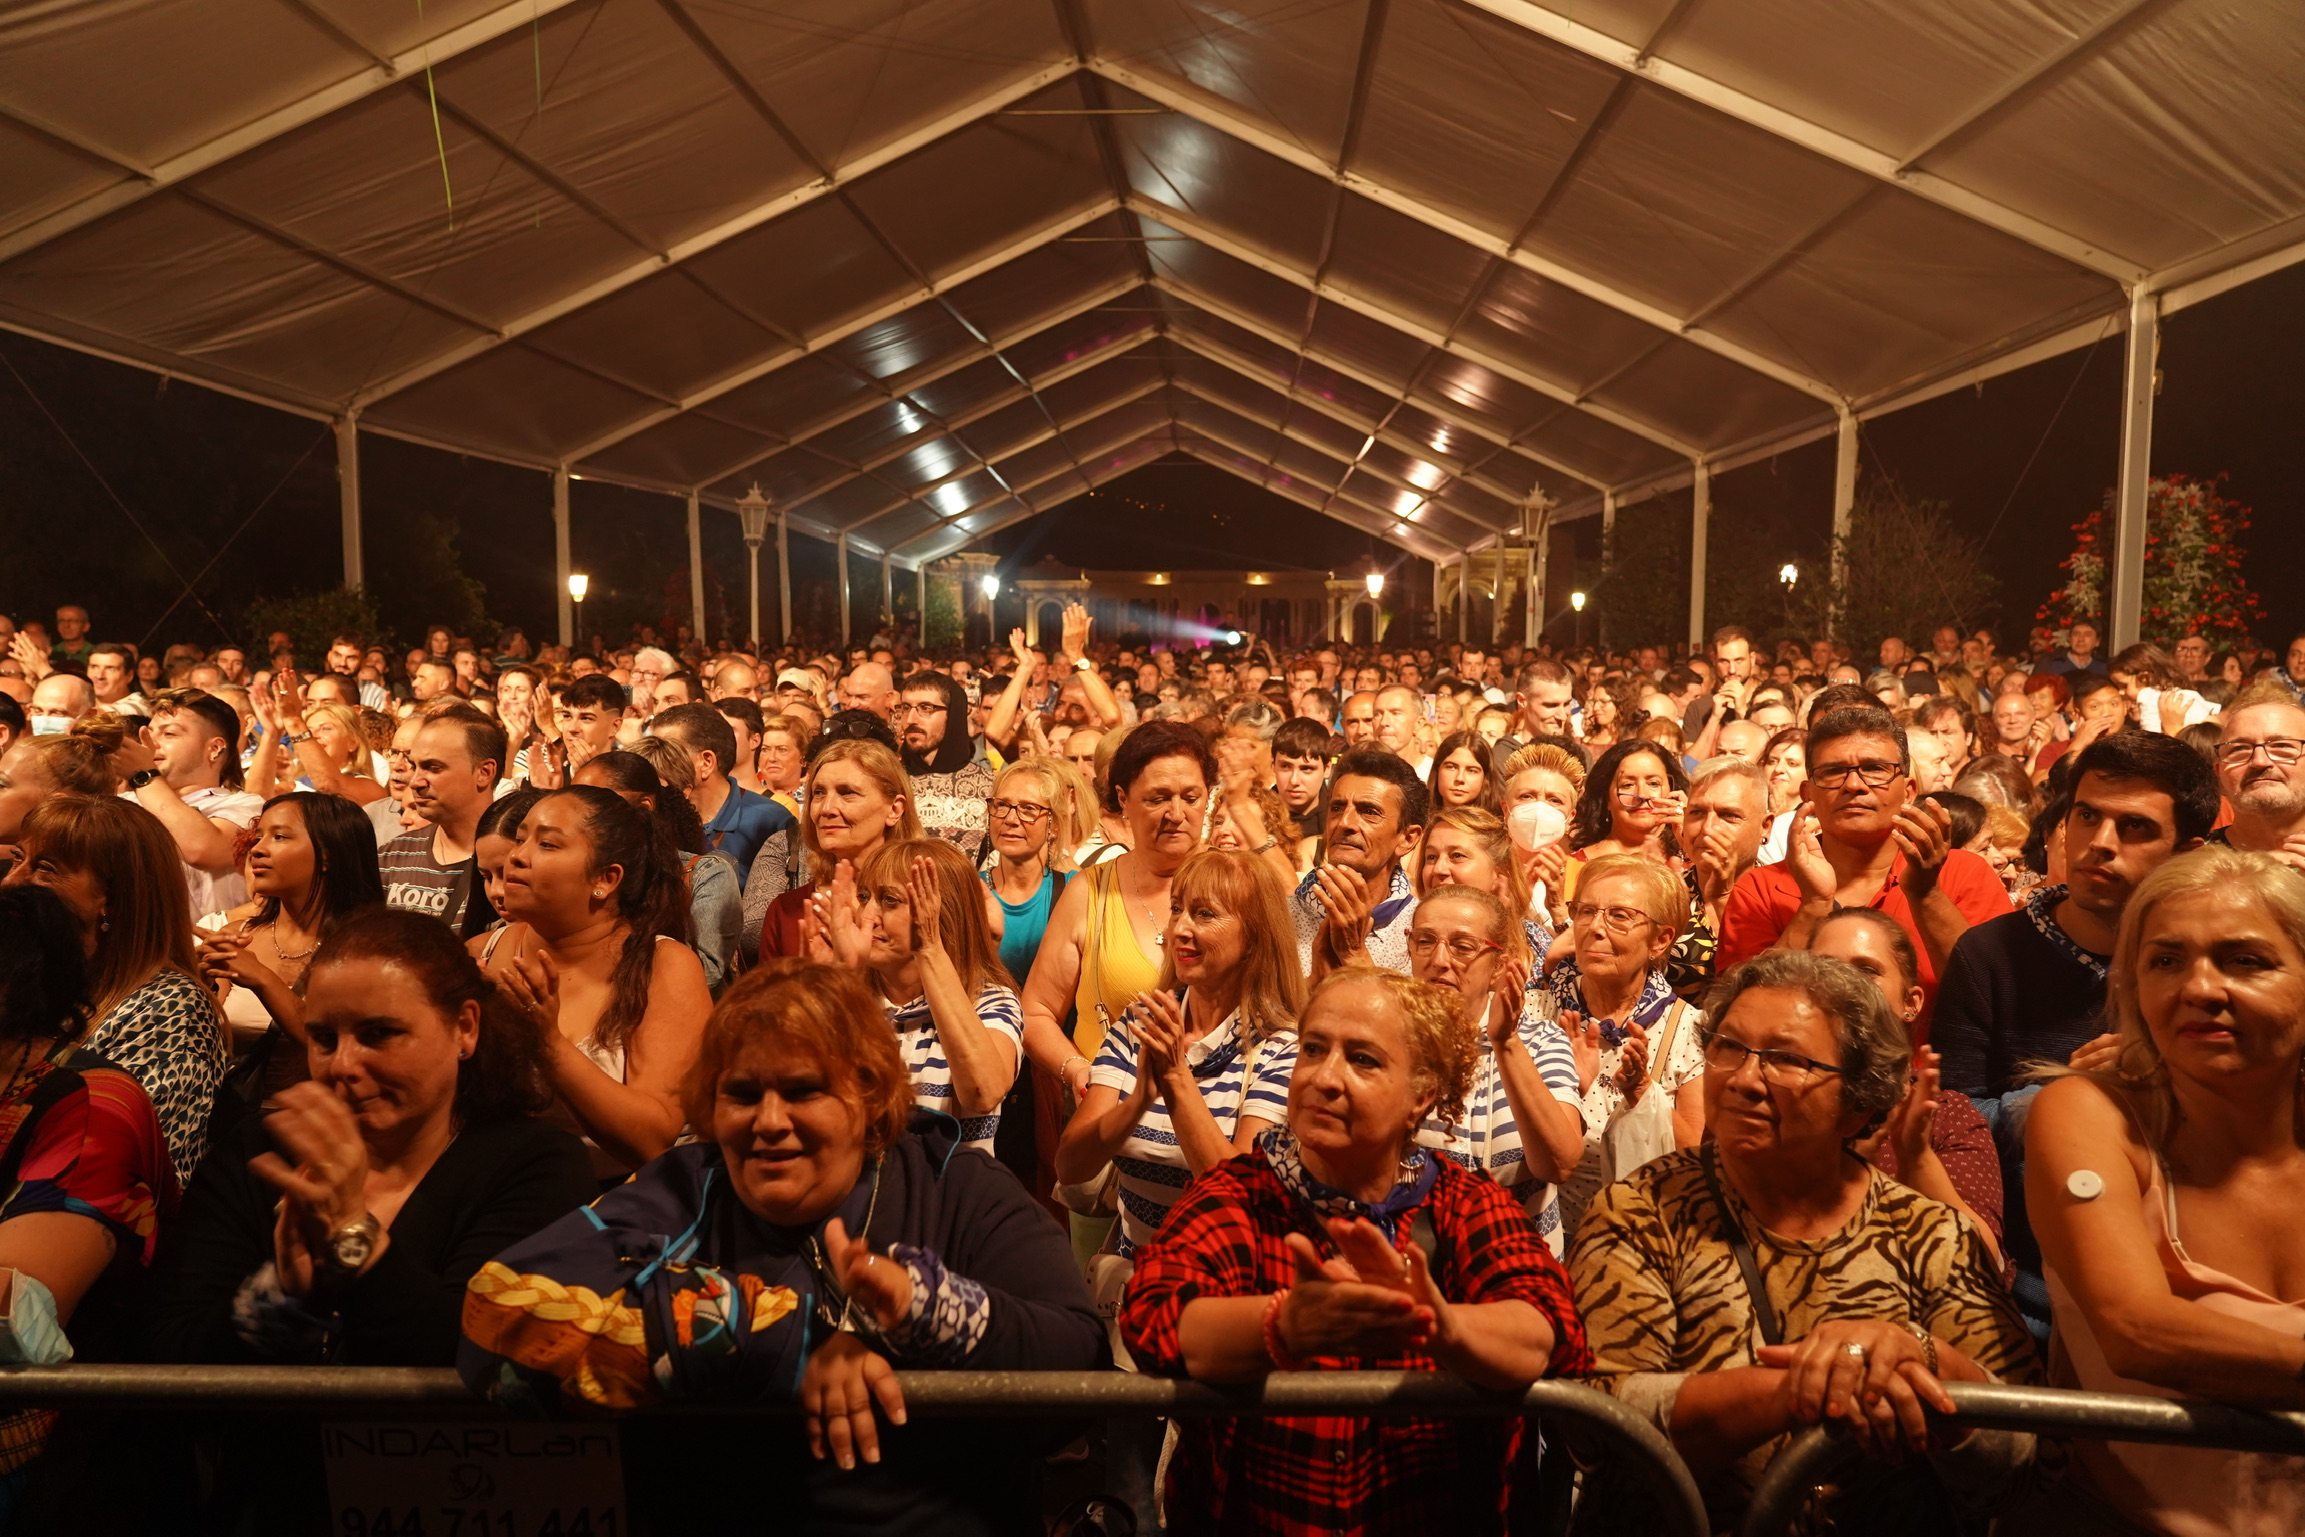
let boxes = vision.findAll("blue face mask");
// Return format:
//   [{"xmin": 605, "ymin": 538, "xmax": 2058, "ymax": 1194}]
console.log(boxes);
[{"xmin": 28, "ymin": 716, "xmax": 68, "ymax": 737}]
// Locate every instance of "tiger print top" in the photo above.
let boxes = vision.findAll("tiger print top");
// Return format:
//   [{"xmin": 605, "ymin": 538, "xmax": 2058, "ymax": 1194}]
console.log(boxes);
[{"xmin": 1568, "ymin": 1143, "xmax": 2040, "ymax": 1532}]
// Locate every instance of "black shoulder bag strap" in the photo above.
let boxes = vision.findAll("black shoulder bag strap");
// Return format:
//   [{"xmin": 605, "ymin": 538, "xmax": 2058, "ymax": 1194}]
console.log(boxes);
[{"xmin": 1700, "ymin": 1150, "xmax": 1783, "ymax": 1349}]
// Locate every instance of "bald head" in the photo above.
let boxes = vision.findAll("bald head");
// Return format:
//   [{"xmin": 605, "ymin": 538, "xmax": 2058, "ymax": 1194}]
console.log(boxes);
[
  {"xmin": 29, "ymin": 673, "xmax": 91, "ymax": 727},
  {"xmin": 1717, "ymin": 719, "xmax": 1769, "ymax": 764},
  {"xmin": 1373, "ymin": 685, "xmax": 1423, "ymax": 756},
  {"xmin": 837, "ymin": 662, "xmax": 897, "ymax": 721},
  {"xmin": 711, "ymin": 660, "xmax": 760, "ymax": 701}
]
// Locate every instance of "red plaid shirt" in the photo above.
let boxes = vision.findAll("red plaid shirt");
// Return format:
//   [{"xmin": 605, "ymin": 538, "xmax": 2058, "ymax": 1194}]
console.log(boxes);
[{"xmin": 1121, "ymin": 1152, "xmax": 1591, "ymax": 1536}]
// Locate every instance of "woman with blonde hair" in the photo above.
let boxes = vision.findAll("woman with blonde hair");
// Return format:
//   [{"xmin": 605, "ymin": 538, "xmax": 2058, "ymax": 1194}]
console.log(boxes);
[
  {"xmin": 757, "ymin": 738, "xmax": 920, "ymax": 960},
  {"xmin": 980, "ymin": 758, "xmax": 1077, "ymax": 986},
  {"xmin": 2026, "ymin": 846, "xmax": 2305, "ymax": 1532},
  {"xmin": 1535, "ymin": 851, "xmax": 1707, "ymax": 1237},
  {"xmin": 1502, "ymin": 742, "xmax": 1584, "ymax": 936},
  {"xmin": 3, "ymin": 795, "xmax": 227, "ymax": 1185},
  {"xmin": 822, "ymin": 838, "xmax": 1021, "ymax": 1157}
]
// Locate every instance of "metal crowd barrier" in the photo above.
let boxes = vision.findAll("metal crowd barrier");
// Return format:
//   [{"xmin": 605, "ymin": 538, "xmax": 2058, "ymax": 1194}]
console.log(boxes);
[
  {"xmin": 0, "ymin": 1364, "xmax": 1711, "ymax": 1537},
  {"xmin": 1739, "ymin": 1380, "xmax": 2305, "ymax": 1537}
]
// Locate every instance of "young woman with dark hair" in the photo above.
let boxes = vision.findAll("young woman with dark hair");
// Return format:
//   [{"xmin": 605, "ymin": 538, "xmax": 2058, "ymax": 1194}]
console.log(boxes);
[
  {"xmin": 1564, "ymin": 738, "xmax": 1690, "ymax": 902},
  {"xmin": 196, "ymin": 791, "xmax": 386, "ymax": 1104},
  {"xmin": 472, "ymin": 785, "xmax": 713, "ymax": 1175},
  {"xmin": 606, "ymin": 738, "xmax": 745, "ymax": 994}
]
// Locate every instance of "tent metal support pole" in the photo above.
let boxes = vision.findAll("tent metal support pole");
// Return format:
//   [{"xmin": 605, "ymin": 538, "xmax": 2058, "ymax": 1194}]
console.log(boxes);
[
  {"xmin": 686, "ymin": 492, "xmax": 706, "ymax": 646},
  {"xmin": 776, "ymin": 509, "xmax": 792, "ymax": 647},
  {"xmin": 335, "ymin": 415, "xmax": 362, "ymax": 591},
  {"xmin": 2111, "ymin": 288, "xmax": 2157, "ymax": 651},
  {"xmin": 879, "ymin": 551, "xmax": 893, "ymax": 632},
  {"xmin": 1524, "ymin": 507, "xmax": 1546, "ymax": 653},
  {"xmin": 837, "ymin": 534, "xmax": 852, "ymax": 645},
  {"xmin": 1600, "ymin": 489, "xmax": 1616, "ymax": 649},
  {"xmin": 553, "ymin": 466, "xmax": 573, "ymax": 649},
  {"xmin": 1491, "ymin": 545, "xmax": 1506, "ymax": 646},
  {"xmin": 916, "ymin": 564, "xmax": 926, "ymax": 638},
  {"xmin": 1457, "ymin": 558, "xmax": 1469, "ymax": 645},
  {"xmin": 1831, "ymin": 407, "xmax": 1857, "ymax": 639},
  {"xmin": 1688, "ymin": 461, "xmax": 1710, "ymax": 649}
]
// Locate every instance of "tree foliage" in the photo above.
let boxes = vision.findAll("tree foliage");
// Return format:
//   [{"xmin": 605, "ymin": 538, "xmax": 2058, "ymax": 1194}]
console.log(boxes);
[
  {"xmin": 1797, "ymin": 478, "xmax": 1998, "ymax": 652},
  {"xmin": 242, "ymin": 586, "xmax": 385, "ymax": 666}
]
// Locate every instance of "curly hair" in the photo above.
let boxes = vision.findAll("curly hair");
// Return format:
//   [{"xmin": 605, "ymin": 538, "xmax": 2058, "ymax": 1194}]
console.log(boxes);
[
  {"xmin": 681, "ymin": 959, "xmax": 913, "ymax": 1154},
  {"xmin": 1304, "ymin": 966, "xmax": 1477, "ymax": 1147}
]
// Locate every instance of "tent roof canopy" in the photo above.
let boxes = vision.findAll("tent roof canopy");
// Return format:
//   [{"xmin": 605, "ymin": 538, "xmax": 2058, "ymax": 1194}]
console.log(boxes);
[{"xmin": 3, "ymin": 0, "xmax": 2298, "ymax": 567}]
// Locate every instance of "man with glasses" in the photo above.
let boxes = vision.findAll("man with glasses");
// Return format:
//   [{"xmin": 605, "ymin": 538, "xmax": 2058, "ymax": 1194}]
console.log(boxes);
[
  {"xmin": 2206, "ymin": 690, "xmax": 2305, "ymax": 870},
  {"xmin": 1718, "ymin": 705, "xmax": 2010, "ymax": 1008},
  {"xmin": 895, "ymin": 670, "xmax": 994, "ymax": 860}
]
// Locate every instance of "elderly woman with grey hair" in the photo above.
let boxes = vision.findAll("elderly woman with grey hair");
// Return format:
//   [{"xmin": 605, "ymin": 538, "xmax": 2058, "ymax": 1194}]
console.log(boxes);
[{"xmin": 1568, "ymin": 948, "xmax": 2039, "ymax": 1535}]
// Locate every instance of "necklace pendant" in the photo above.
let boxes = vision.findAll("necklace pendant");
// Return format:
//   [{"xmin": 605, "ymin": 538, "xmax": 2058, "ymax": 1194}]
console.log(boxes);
[{"xmin": 1153, "ymin": 933, "xmax": 1164, "ymax": 946}]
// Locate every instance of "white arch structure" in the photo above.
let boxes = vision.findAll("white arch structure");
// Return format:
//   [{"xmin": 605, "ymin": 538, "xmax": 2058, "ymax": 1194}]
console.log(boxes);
[{"xmin": 2, "ymin": 0, "xmax": 2300, "ymax": 645}]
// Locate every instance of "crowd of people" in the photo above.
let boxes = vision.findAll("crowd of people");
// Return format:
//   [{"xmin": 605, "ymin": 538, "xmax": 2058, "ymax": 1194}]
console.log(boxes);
[{"xmin": 1, "ymin": 596, "xmax": 2304, "ymax": 1533}]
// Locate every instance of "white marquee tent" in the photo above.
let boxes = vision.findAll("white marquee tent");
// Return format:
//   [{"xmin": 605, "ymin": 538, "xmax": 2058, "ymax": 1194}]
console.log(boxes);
[{"xmin": 3, "ymin": 0, "xmax": 2301, "ymax": 645}]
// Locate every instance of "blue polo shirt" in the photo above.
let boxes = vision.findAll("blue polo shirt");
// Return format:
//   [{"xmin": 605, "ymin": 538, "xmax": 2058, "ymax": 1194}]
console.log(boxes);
[{"xmin": 700, "ymin": 782, "xmax": 794, "ymax": 892}]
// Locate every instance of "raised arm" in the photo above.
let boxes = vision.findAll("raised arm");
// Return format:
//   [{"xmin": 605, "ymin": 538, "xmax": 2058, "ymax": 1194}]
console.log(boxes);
[
  {"xmin": 1057, "ymin": 603, "xmax": 1122, "ymax": 730},
  {"xmin": 981, "ymin": 630, "xmax": 1039, "ymax": 754},
  {"xmin": 500, "ymin": 942, "xmax": 710, "ymax": 1170}
]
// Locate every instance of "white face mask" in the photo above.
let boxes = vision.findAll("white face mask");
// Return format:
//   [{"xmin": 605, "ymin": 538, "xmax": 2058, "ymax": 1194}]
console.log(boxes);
[
  {"xmin": 1507, "ymin": 799, "xmax": 1567, "ymax": 852},
  {"xmin": 29, "ymin": 715, "xmax": 70, "ymax": 736}
]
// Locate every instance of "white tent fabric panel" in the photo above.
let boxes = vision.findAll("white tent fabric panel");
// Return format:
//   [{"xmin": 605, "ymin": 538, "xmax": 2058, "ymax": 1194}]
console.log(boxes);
[{"xmin": 0, "ymin": 0, "xmax": 2300, "ymax": 566}]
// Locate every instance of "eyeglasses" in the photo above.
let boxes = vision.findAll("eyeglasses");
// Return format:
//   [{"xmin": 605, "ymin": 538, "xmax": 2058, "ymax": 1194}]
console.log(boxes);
[
  {"xmin": 1568, "ymin": 901, "xmax": 1653, "ymax": 935},
  {"xmin": 1701, "ymin": 1030, "xmax": 1843, "ymax": 1086},
  {"xmin": 988, "ymin": 798, "xmax": 1052, "ymax": 824},
  {"xmin": 2216, "ymin": 737, "xmax": 2305, "ymax": 768},
  {"xmin": 1405, "ymin": 931, "xmax": 1501, "ymax": 964},
  {"xmin": 890, "ymin": 702, "xmax": 947, "ymax": 719},
  {"xmin": 1809, "ymin": 759, "xmax": 1903, "ymax": 790}
]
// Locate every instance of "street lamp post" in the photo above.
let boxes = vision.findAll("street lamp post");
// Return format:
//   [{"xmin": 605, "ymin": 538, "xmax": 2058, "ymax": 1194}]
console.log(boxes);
[
  {"xmin": 735, "ymin": 484, "xmax": 772, "ymax": 648},
  {"xmin": 1571, "ymin": 589, "xmax": 1586, "ymax": 650},
  {"xmin": 1362, "ymin": 568, "xmax": 1384, "ymax": 645},
  {"xmin": 1779, "ymin": 562, "xmax": 1799, "ymax": 629},
  {"xmin": 979, "ymin": 574, "xmax": 1001, "ymax": 649},
  {"xmin": 568, "ymin": 572, "xmax": 589, "ymax": 652}
]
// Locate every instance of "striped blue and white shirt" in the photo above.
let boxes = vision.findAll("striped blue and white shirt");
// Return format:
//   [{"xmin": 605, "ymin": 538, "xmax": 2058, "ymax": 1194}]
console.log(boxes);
[
  {"xmin": 883, "ymin": 983, "xmax": 1023, "ymax": 1156},
  {"xmin": 1089, "ymin": 1002, "xmax": 1298, "ymax": 1252},
  {"xmin": 1417, "ymin": 1005, "xmax": 1586, "ymax": 1257}
]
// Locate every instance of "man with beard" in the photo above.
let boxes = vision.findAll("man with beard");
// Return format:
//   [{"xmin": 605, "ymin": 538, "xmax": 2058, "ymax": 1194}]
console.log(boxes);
[
  {"xmin": 2207, "ymin": 690, "xmax": 2305, "ymax": 870},
  {"xmin": 896, "ymin": 670, "xmax": 994, "ymax": 860},
  {"xmin": 1290, "ymin": 745, "xmax": 1426, "ymax": 979}
]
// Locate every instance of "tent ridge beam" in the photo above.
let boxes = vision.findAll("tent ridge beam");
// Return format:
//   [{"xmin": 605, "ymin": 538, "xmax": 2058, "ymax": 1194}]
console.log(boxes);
[
  {"xmin": 1150, "ymin": 275, "xmax": 1612, "ymax": 491},
  {"xmin": 0, "ymin": 0, "xmax": 595, "ymax": 264},
  {"xmin": 346, "ymin": 62, "xmax": 1080, "ymax": 408},
  {"xmin": 1455, "ymin": 0, "xmax": 2144, "ymax": 283},
  {"xmin": 1088, "ymin": 58, "xmax": 1843, "ymax": 404},
  {"xmin": 1167, "ymin": 330, "xmax": 1537, "ymax": 507}
]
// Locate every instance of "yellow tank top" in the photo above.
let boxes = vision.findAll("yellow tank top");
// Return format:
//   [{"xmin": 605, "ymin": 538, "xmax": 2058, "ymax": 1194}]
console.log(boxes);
[{"xmin": 1071, "ymin": 860, "xmax": 1162, "ymax": 1056}]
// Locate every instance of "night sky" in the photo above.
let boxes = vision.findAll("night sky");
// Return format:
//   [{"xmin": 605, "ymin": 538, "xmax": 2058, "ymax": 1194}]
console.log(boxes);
[{"xmin": 2, "ymin": 255, "xmax": 2300, "ymax": 654}]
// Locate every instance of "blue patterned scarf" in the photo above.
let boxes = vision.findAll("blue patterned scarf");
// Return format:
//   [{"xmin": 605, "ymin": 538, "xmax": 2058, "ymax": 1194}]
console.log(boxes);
[
  {"xmin": 1541, "ymin": 956, "xmax": 1675, "ymax": 1044},
  {"xmin": 2022, "ymin": 883, "xmax": 2108, "ymax": 982},
  {"xmin": 1259, "ymin": 1125, "xmax": 1437, "ymax": 1224}
]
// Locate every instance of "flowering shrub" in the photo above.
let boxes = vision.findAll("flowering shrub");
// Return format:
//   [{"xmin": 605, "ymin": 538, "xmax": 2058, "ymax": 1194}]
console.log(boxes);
[{"xmin": 2034, "ymin": 475, "xmax": 2263, "ymax": 649}]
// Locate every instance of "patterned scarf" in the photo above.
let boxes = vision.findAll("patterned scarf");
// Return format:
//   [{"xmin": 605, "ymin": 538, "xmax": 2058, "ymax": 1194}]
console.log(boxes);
[
  {"xmin": 2022, "ymin": 883, "xmax": 2108, "ymax": 982},
  {"xmin": 1541, "ymin": 957, "xmax": 1676, "ymax": 1038},
  {"xmin": 1259, "ymin": 1125, "xmax": 1438, "ymax": 1224}
]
